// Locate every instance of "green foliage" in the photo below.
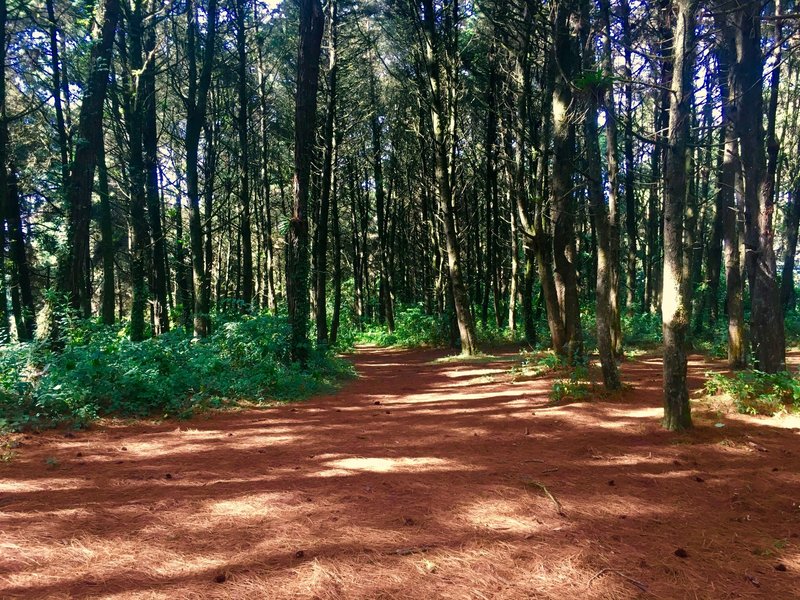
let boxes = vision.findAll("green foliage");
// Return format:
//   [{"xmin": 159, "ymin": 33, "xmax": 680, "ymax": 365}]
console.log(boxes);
[
  {"xmin": 513, "ymin": 350, "xmax": 564, "ymax": 379},
  {"xmin": 622, "ymin": 312, "xmax": 662, "ymax": 347},
  {"xmin": 0, "ymin": 313, "xmax": 353, "ymax": 431},
  {"xmin": 704, "ymin": 369, "xmax": 800, "ymax": 416},
  {"xmin": 356, "ymin": 305, "xmax": 450, "ymax": 348},
  {"xmin": 350, "ymin": 304, "xmax": 519, "ymax": 351},
  {"xmin": 785, "ymin": 307, "xmax": 800, "ymax": 345},
  {"xmin": 550, "ymin": 366, "xmax": 592, "ymax": 404}
]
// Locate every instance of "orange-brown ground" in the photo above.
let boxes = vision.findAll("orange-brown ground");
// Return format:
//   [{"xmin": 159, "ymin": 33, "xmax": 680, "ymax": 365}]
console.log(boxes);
[{"xmin": 1, "ymin": 347, "xmax": 799, "ymax": 599}]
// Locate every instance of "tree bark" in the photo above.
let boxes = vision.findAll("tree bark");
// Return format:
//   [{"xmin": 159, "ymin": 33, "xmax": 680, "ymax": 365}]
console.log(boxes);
[
  {"xmin": 621, "ymin": 0, "xmax": 637, "ymax": 311},
  {"xmin": 235, "ymin": 0, "xmax": 253, "ymax": 306},
  {"xmin": 58, "ymin": 0, "xmax": 120, "ymax": 318},
  {"xmin": 287, "ymin": 0, "xmax": 323, "ymax": 364},
  {"xmin": 781, "ymin": 169, "xmax": 800, "ymax": 310},
  {"xmin": 418, "ymin": 0, "xmax": 477, "ymax": 355},
  {"xmin": 315, "ymin": 0, "xmax": 337, "ymax": 346},
  {"xmin": 581, "ymin": 0, "xmax": 620, "ymax": 390},
  {"xmin": 184, "ymin": 0, "xmax": 218, "ymax": 337},
  {"xmin": 97, "ymin": 137, "xmax": 115, "ymax": 326},
  {"xmin": 550, "ymin": 0, "xmax": 582, "ymax": 362},
  {"xmin": 662, "ymin": 0, "xmax": 696, "ymax": 431},
  {"xmin": 142, "ymin": 7, "xmax": 169, "ymax": 334},
  {"xmin": 726, "ymin": 0, "xmax": 785, "ymax": 372}
]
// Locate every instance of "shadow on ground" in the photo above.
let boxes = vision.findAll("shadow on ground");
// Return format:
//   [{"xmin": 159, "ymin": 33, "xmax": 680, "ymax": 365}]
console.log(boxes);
[{"xmin": 1, "ymin": 346, "xmax": 799, "ymax": 599}]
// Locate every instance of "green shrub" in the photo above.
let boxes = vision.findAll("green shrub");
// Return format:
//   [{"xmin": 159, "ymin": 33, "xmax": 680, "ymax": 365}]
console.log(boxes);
[
  {"xmin": 704, "ymin": 370, "xmax": 800, "ymax": 416},
  {"xmin": 355, "ymin": 305, "xmax": 449, "ymax": 348},
  {"xmin": 550, "ymin": 365, "xmax": 592, "ymax": 404},
  {"xmin": 0, "ymin": 313, "xmax": 354, "ymax": 431},
  {"xmin": 785, "ymin": 308, "xmax": 800, "ymax": 345},
  {"xmin": 622, "ymin": 312, "xmax": 662, "ymax": 347}
]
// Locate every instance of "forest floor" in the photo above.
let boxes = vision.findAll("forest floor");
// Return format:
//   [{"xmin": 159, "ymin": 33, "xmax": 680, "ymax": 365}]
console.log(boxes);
[{"xmin": 1, "ymin": 347, "xmax": 800, "ymax": 599}]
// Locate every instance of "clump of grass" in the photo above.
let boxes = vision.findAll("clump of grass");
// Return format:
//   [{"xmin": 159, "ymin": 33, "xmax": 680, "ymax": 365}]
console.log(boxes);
[
  {"xmin": 704, "ymin": 370, "xmax": 800, "ymax": 416},
  {"xmin": 550, "ymin": 365, "xmax": 592, "ymax": 404}
]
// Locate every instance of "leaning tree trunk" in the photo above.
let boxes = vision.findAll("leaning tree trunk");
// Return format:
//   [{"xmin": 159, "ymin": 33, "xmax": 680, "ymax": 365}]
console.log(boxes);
[{"xmin": 661, "ymin": 0, "xmax": 696, "ymax": 431}]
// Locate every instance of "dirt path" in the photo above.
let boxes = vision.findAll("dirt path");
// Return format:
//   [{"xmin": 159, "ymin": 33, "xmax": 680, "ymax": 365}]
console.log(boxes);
[{"xmin": 1, "ymin": 347, "xmax": 799, "ymax": 599}]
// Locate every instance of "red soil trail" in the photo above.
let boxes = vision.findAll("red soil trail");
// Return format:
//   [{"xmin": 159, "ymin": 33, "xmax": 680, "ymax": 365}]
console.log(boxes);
[{"xmin": 1, "ymin": 347, "xmax": 799, "ymax": 599}]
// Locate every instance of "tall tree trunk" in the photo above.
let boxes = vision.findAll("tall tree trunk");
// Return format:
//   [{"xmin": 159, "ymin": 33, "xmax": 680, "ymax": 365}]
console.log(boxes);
[
  {"xmin": 0, "ymin": 0, "xmax": 33, "ymax": 340},
  {"xmin": 717, "ymin": 39, "xmax": 746, "ymax": 367},
  {"xmin": 419, "ymin": 0, "xmax": 477, "ymax": 355},
  {"xmin": 45, "ymin": 0, "xmax": 70, "ymax": 193},
  {"xmin": 287, "ymin": 0, "xmax": 323, "ymax": 364},
  {"xmin": 550, "ymin": 0, "xmax": 582, "ymax": 361},
  {"xmin": 508, "ymin": 198, "xmax": 518, "ymax": 332},
  {"xmin": 727, "ymin": 0, "xmax": 785, "ymax": 371},
  {"xmin": 599, "ymin": 0, "xmax": 622, "ymax": 354},
  {"xmin": 370, "ymin": 53, "xmax": 394, "ymax": 334},
  {"xmin": 57, "ymin": 0, "xmax": 120, "ymax": 318},
  {"xmin": 97, "ymin": 137, "xmax": 115, "ymax": 326},
  {"xmin": 621, "ymin": 0, "xmax": 637, "ymax": 311},
  {"xmin": 235, "ymin": 0, "xmax": 253, "ymax": 306},
  {"xmin": 143, "ymin": 8, "xmax": 169, "ymax": 334},
  {"xmin": 256, "ymin": 28, "xmax": 277, "ymax": 314},
  {"xmin": 315, "ymin": 0, "xmax": 337, "ymax": 346},
  {"xmin": 329, "ymin": 139, "xmax": 342, "ymax": 345},
  {"xmin": 185, "ymin": 0, "xmax": 218, "ymax": 337},
  {"xmin": 781, "ymin": 166, "xmax": 800, "ymax": 310},
  {"xmin": 705, "ymin": 140, "xmax": 724, "ymax": 328},
  {"xmin": 581, "ymin": 0, "xmax": 620, "ymax": 390},
  {"xmin": 482, "ymin": 47, "xmax": 498, "ymax": 329},
  {"xmin": 123, "ymin": 3, "xmax": 151, "ymax": 342},
  {"xmin": 662, "ymin": 0, "xmax": 696, "ymax": 431}
]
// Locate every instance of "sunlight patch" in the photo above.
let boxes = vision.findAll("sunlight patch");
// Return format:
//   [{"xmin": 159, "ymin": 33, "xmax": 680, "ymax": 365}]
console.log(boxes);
[
  {"xmin": 320, "ymin": 456, "xmax": 456, "ymax": 475},
  {"xmin": 0, "ymin": 478, "xmax": 86, "ymax": 493},
  {"xmin": 460, "ymin": 497, "xmax": 545, "ymax": 533},
  {"xmin": 206, "ymin": 492, "xmax": 298, "ymax": 517}
]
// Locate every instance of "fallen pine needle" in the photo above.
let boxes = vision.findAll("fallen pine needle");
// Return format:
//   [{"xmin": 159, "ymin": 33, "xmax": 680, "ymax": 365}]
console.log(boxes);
[
  {"xmin": 524, "ymin": 480, "xmax": 566, "ymax": 516},
  {"xmin": 587, "ymin": 568, "xmax": 649, "ymax": 593},
  {"xmin": 392, "ymin": 546, "xmax": 431, "ymax": 556}
]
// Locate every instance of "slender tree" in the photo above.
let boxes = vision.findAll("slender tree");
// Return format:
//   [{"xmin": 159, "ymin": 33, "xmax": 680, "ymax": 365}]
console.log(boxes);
[
  {"xmin": 662, "ymin": 0, "xmax": 696, "ymax": 431},
  {"xmin": 287, "ymin": 0, "xmax": 324, "ymax": 363}
]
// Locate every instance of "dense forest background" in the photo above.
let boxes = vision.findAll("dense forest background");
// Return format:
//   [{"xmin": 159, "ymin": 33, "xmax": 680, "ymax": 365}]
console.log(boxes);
[{"xmin": 0, "ymin": 0, "xmax": 798, "ymax": 430}]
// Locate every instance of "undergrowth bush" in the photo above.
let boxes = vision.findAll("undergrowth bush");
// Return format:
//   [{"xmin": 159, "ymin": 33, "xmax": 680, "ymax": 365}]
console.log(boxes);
[
  {"xmin": 356, "ymin": 305, "xmax": 450, "ymax": 348},
  {"xmin": 550, "ymin": 365, "xmax": 592, "ymax": 404},
  {"xmin": 622, "ymin": 312, "xmax": 662, "ymax": 347},
  {"xmin": 704, "ymin": 370, "xmax": 800, "ymax": 416},
  {"xmin": 0, "ymin": 313, "xmax": 353, "ymax": 431},
  {"xmin": 512, "ymin": 350, "xmax": 563, "ymax": 379},
  {"xmin": 785, "ymin": 308, "xmax": 800, "ymax": 345}
]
